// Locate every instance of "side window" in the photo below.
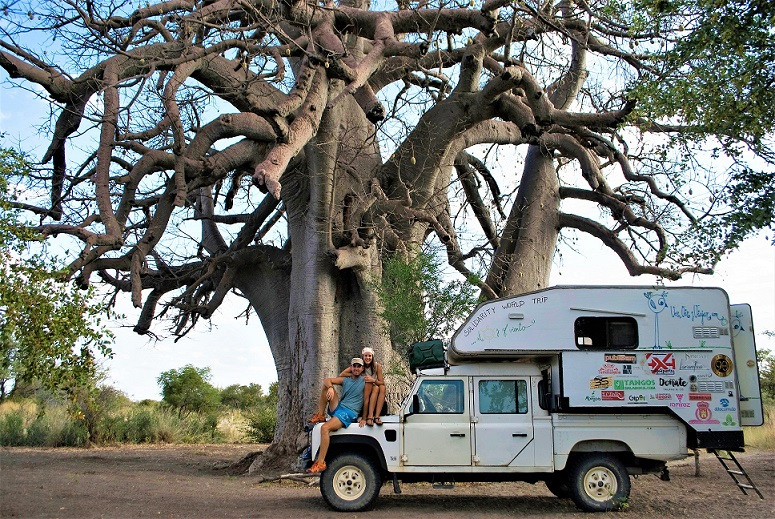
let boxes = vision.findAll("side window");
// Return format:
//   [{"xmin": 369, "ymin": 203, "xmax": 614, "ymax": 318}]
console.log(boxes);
[
  {"xmin": 575, "ymin": 317, "xmax": 638, "ymax": 349},
  {"xmin": 478, "ymin": 380, "xmax": 528, "ymax": 414},
  {"xmin": 416, "ymin": 380, "xmax": 464, "ymax": 414}
]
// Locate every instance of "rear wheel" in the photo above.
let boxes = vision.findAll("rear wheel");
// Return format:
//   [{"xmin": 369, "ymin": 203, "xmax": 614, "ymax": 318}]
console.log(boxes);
[
  {"xmin": 320, "ymin": 453, "xmax": 382, "ymax": 512},
  {"xmin": 569, "ymin": 454, "xmax": 630, "ymax": 512}
]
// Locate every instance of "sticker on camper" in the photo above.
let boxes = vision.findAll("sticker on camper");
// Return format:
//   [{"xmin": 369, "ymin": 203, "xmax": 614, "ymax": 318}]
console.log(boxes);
[
  {"xmin": 589, "ymin": 376, "xmax": 613, "ymax": 389},
  {"xmin": 689, "ymin": 402, "xmax": 720, "ymax": 424},
  {"xmin": 646, "ymin": 353, "xmax": 676, "ymax": 375},
  {"xmin": 614, "ymin": 379, "xmax": 656, "ymax": 391},
  {"xmin": 711, "ymin": 354, "xmax": 733, "ymax": 377},
  {"xmin": 604, "ymin": 354, "xmax": 636, "ymax": 364},
  {"xmin": 602, "ymin": 390, "xmax": 625, "ymax": 401},
  {"xmin": 598, "ymin": 364, "xmax": 621, "ymax": 375}
]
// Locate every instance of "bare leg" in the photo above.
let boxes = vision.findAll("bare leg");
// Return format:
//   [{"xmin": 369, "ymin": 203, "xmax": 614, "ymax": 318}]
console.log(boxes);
[
  {"xmin": 312, "ymin": 416, "xmax": 343, "ymax": 467},
  {"xmin": 366, "ymin": 383, "xmax": 378, "ymax": 417},
  {"xmin": 362, "ymin": 383, "xmax": 374, "ymax": 423},
  {"xmin": 316, "ymin": 386, "xmax": 339, "ymax": 416},
  {"xmin": 373, "ymin": 385, "xmax": 386, "ymax": 424}
]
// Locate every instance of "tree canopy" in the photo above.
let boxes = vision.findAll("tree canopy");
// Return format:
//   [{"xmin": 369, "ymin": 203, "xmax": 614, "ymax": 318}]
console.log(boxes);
[
  {"xmin": 0, "ymin": 143, "xmax": 115, "ymax": 400},
  {"xmin": 1, "ymin": 0, "xmax": 772, "ymax": 462},
  {"xmin": 158, "ymin": 364, "xmax": 221, "ymax": 416}
]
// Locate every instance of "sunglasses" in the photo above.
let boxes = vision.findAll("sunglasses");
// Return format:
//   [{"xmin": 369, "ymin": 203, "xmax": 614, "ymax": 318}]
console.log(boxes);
[{"xmin": 352, "ymin": 363, "xmax": 363, "ymax": 368}]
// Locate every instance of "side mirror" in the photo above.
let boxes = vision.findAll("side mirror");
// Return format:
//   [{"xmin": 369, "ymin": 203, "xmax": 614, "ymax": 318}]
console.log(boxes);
[{"xmin": 403, "ymin": 394, "xmax": 419, "ymax": 421}]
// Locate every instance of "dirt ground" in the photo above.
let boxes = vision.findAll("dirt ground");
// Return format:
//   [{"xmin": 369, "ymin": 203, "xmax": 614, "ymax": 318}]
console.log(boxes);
[{"xmin": 1, "ymin": 444, "xmax": 773, "ymax": 518}]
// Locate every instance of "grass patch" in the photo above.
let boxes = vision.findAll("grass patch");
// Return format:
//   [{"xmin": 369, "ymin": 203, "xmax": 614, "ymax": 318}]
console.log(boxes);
[
  {"xmin": 0, "ymin": 393, "xmax": 257, "ymax": 446},
  {"xmin": 744, "ymin": 401, "xmax": 775, "ymax": 449}
]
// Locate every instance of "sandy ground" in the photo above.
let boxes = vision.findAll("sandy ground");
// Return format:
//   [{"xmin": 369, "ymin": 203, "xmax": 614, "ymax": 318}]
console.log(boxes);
[{"xmin": 1, "ymin": 444, "xmax": 773, "ymax": 518}]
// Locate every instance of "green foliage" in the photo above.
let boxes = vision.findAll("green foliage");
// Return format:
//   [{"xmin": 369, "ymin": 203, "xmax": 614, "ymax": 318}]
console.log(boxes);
[
  {"xmin": 0, "ymin": 142, "xmax": 116, "ymax": 402},
  {"xmin": 634, "ymin": 0, "xmax": 775, "ymax": 148},
  {"xmin": 0, "ymin": 389, "xmax": 240, "ymax": 446},
  {"xmin": 627, "ymin": 0, "xmax": 775, "ymax": 250},
  {"xmin": 243, "ymin": 381, "xmax": 278, "ymax": 443},
  {"xmin": 220, "ymin": 383, "xmax": 263, "ymax": 410},
  {"xmin": 757, "ymin": 346, "xmax": 775, "ymax": 400},
  {"xmin": 157, "ymin": 365, "xmax": 221, "ymax": 416},
  {"xmin": 244, "ymin": 405, "xmax": 277, "ymax": 443},
  {"xmin": 378, "ymin": 250, "xmax": 478, "ymax": 347},
  {"xmin": 0, "ymin": 399, "xmax": 88, "ymax": 447}
]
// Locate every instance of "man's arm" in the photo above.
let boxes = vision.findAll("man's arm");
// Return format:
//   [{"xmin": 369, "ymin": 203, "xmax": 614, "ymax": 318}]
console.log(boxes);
[{"xmin": 324, "ymin": 377, "xmax": 346, "ymax": 388}]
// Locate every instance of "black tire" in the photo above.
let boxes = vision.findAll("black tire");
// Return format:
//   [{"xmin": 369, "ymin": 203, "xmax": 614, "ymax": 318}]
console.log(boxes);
[
  {"xmin": 319, "ymin": 453, "xmax": 382, "ymax": 512},
  {"xmin": 568, "ymin": 454, "xmax": 631, "ymax": 512},
  {"xmin": 545, "ymin": 473, "xmax": 571, "ymax": 498}
]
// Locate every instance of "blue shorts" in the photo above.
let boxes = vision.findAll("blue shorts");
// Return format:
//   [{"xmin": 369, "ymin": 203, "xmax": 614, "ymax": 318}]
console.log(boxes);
[{"xmin": 327, "ymin": 404, "xmax": 358, "ymax": 427}]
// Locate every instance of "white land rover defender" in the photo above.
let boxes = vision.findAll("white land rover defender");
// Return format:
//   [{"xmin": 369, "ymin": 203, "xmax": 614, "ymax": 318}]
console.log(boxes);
[{"xmin": 305, "ymin": 286, "xmax": 764, "ymax": 512}]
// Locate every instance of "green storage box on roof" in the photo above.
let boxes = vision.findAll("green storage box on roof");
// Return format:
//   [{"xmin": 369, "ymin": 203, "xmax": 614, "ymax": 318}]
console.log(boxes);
[{"xmin": 409, "ymin": 340, "xmax": 445, "ymax": 372}]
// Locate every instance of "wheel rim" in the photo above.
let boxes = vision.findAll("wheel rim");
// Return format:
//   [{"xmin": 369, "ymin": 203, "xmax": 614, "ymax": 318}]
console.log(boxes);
[
  {"xmin": 582, "ymin": 466, "xmax": 618, "ymax": 503},
  {"xmin": 332, "ymin": 464, "xmax": 367, "ymax": 501}
]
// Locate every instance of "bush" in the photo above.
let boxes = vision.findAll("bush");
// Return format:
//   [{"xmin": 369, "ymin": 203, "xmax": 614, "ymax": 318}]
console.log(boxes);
[
  {"xmin": 245, "ymin": 405, "xmax": 277, "ymax": 443},
  {"xmin": 55, "ymin": 420, "xmax": 88, "ymax": 447},
  {"xmin": 98, "ymin": 414, "xmax": 128, "ymax": 443},
  {"xmin": 0, "ymin": 411, "xmax": 25, "ymax": 446},
  {"xmin": 124, "ymin": 408, "xmax": 161, "ymax": 443},
  {"xmin": 25, "ymin": 416, "xmax": 52, "ymax": 446},
  {"xmin": 157, "ymin": 365, "xmax": 221, "ymax": 417}
]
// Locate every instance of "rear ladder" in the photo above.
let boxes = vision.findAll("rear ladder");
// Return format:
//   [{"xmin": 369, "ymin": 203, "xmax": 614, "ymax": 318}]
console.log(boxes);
[{"xmin": 710, "ymin": 449, "xmax": 763, "ymax": 499}]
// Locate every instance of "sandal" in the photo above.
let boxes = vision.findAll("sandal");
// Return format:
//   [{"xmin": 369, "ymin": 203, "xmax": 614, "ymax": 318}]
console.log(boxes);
[
  {"xmin": 306, "ymin": 460, "xmax": 327, "ymax": 474},
  {"xmin": 365, "ymin": 417, "xmax": 374, "ymax": 426},
  {"xmin": 374, "ymin": 417, "xmax": 383, "ymax": 426},
  {"xmin": 307, "ymin": 413, "xmax": 326, "ymax": 424}
]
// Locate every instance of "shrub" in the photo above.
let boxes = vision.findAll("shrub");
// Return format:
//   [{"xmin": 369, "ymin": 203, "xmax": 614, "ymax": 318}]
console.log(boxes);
[
  {"xmin": 98, "ymin": 415, "xmax": 128, "ymax": 443},
  {"xmin": 55, "ymin": 420, "xmax": 88, "ymax": 447},
  {"xmin": 0, "ymin": 411, "xmax": 25, "ymax": 446},
  {"xmin": 25, "ymin": 416, "xmax": 52, "ymax": 446},
  {"xmin": 157, "ymin": 365, "xmax": 221, "ymax": 417},
  {"xmin": 124, "ymin": 408, "xmax": 160, "ymax": 443},
  {"xmin": 244, "ymin": 405, "xmax": 277, "ymax": 443}
]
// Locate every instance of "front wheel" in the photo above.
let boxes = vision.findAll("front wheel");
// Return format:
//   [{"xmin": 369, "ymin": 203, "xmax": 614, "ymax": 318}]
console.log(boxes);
[
  {"xmin": 545, "ymin": 473, "xmax": 571, "ymax": 498},
  {"xmin": 320, "ymin": 453, "xmax": 382, "ymax": 512},
  {"xmin": 568, "ymin": 454, "xmax": 631, "ymax": 512}
]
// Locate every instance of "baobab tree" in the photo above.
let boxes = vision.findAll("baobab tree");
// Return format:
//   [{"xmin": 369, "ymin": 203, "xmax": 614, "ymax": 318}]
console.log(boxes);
[{"xmin": 1, "ymin": 0, "xmax": 772, "ymax": 468}]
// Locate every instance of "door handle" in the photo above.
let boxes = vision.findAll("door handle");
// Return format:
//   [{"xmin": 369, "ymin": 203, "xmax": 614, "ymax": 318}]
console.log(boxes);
[
  {"xmin": 450, "ymin": 433, "xmax": 466, "ymax": 437},
  {"xmin": 512, "ymin": 433, "xmax": 528, "ymax": 437}
]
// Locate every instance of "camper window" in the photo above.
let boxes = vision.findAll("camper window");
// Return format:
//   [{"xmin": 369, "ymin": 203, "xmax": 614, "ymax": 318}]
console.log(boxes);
[{"xmin": 574, "ymin": 317, "xmax": 638, "ymax": 350}]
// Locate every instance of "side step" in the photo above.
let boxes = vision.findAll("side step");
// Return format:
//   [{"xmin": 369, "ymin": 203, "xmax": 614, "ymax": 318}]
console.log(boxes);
[{"xmin": 710, "ymin": 449, "xmax": 764, "ymax": 499}]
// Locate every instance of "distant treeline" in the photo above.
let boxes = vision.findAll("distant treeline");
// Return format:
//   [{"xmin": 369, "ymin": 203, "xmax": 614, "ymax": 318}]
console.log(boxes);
[{"xmin": 0, "ymin": 366, "xmax": 278, "ymax": 447}]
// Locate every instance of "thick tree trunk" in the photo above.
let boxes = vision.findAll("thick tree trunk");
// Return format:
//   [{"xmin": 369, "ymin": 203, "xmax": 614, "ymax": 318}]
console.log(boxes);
[
  {"xmin": 486, "ymin": 145, "xmax": 560, "ymax": 296},
  {"xmin": 501, "ymin": 146, "xmax": 560, "ymax": 294},
  {"xmin": 244, "ymin": 95, "xmax": 390, "ymax": 472}
]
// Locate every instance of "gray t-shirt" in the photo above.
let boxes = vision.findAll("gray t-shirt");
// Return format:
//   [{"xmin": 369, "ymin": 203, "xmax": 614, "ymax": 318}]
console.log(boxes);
[{"xmin": 339, "ymin": 376, "xmax": 365, "ymax": 414}]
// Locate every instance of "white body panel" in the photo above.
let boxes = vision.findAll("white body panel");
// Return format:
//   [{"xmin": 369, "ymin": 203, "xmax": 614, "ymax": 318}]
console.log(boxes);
[
  {"xmin": 551, "ymin": 413, "xmax": 688, "ymax": 470},
  {"xmin": 730, "ymin": 304, "xmax": 765, "ymax": 426}
]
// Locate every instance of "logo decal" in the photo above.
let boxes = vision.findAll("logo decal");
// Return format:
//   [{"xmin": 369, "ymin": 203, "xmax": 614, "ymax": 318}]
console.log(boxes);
[
  {"xmin": 590, "ymin": 376, "xmax": 613, "ymax": 389},
  {"xmin": 711, "ymin": 354, "xmax": 733, "ymax": 377},
  {"xmin": 689, "ymin": 402, "xmax": 720, "ymax": 424},
  {"xmin": 647, "ymin": 353, "xmax": 676, "ymax": 375},
  {"xmin": 614, "ymin": 379, "xmax": 655, "ymax": 390},
  {"xmin": 602, "ymin": 391, "xmax": 625, "ymax": 401},
  {"xmin": 605, "ymin": 354, "xmax": 636, "ymax": 364}
]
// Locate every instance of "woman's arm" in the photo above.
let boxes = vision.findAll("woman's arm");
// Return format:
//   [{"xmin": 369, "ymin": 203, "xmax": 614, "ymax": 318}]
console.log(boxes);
[
  {"xmin": 338, "ymin": 367, "xmax": 352, "ymax": 378},
  {"xmin": 375, "ymin": 363, "xmax": 385, "ymax": 386}
]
